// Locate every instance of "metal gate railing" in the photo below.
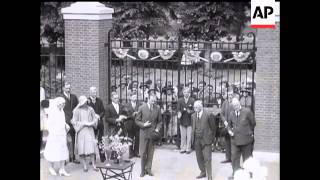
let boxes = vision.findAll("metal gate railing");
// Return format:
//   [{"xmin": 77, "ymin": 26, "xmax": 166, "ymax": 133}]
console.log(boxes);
[
  {"xmin": 40, "ymin": 44, "xmax": 65, "ymax": 99},
  {"xmin": 107, "ymin": 31, "xmax": 256, "ymax": 112}
]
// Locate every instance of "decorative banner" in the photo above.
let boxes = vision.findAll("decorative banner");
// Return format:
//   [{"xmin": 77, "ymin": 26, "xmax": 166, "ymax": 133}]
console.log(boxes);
[
  {"xmin": 210, "ymin": 51, "xmax": 223, "ymax": 62},
  {"xmin": 158, "ymin": 49, "xmax": 176, "ymax": 60},
  {"xmin": 112, "ymin": 48, "xmax": 136, "ymax": 60},
  {"xmin": 184, "ymin": 50, "xmax": 201, "ymax": 63},
  {"xmin": 232, "ymin": 52, "xmax": 250, "ymax": 62},
  {"xmin": 138, "ymin": 49, "xmax": 149, "ymax": 60}
]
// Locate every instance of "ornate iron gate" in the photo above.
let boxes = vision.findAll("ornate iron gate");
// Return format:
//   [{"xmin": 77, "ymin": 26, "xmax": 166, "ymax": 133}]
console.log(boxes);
[{"xmin": 107, "ymin": 30, "xmax": 256, "ymax": 112}]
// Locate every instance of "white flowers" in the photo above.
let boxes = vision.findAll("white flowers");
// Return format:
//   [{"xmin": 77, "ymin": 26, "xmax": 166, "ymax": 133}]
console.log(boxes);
[
  {"xmin": 98, "ymin": 135, "xmax": 132, "ymax": 157},
  {"xmin": 234, "ymin": 157, "xmax": 268, "ymax": 180}
]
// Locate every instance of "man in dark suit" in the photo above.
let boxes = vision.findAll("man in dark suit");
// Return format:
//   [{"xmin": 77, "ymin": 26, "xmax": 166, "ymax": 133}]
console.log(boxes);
[
  {"xmin": 240, "ymin": 89, "xmax": 254, "ymax": 111},
  {"xmin": 154, "ymin": 79, "xmax": 163, "ymax": 100},
  {"xmin": 220, "ymin": 90, "xmax": 236, "ymax": 164},
  {"xmin": 135, "ymin": 92, "xmax": 162, "ymax": 177},
  {"xmin": 105, "ymin": 92, "xmax": 126, "ymax": 137},
  {"xmin": 228, "ymin": 98, "xmax": 256, "ymax": 180},
  {"xmin": 122, "ymin": 92, "xmax": 141, "ymax": 158},
  {"xmin": 87, "ymin": 86, "xmax": 106, "ymax": 162},
  {"xmin": 196, "ymin": 81, "xmax": 207, "ymax": 101},
  {"xmin": 177, "ymin": 87, "xmax": 195, "ymax": 154},
  {"xmin": 191, "ymin": 100, "xmax": 216, "ymax": 180},
  {"xmin": 60, "ymin": 82, "xmax": 80, "ymax": 164}
]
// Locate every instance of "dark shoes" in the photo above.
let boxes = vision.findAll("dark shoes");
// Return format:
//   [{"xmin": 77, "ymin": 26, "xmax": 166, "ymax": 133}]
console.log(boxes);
[
  {"xmin": 196, "ymin": 173, "xmax": 206, "ymax": 179},
  {"xmin": 73, "ymin": 159, "xmax": 80, "ymax": 164},
  {"xmin": 140, "ymin": 172, "xmax": 145, "ymax": 177},
  {"xmin": 180, "ymin": 151, "xmax": 186, "ymax": 154},
  {"xmin": 69, "ymin": 158, "xmax": 80, "ymax": 164},
  {"xmin": 221, "ymin": 159, "xmax": 232, "ymax": 163},
  {"xmin": 146, "ymin": 171, "xmax": 154, "ymax": 176},
  {"xmin": 185, "ymin": 151, "xmax": 191, "ymax": 154}
]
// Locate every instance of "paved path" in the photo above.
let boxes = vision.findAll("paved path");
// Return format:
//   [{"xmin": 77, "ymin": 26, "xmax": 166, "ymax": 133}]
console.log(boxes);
[{"xmin": 41, "ymin": 145, "xmax": 279, "ymax": 180}]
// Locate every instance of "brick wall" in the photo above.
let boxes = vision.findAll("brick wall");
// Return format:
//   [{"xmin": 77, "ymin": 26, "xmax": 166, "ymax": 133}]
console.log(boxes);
[
  {"xmin": 254, "ymin": 22, "xmax": 280, "ymax": 152},
  {"xmin": 64, "ymin": 19, "xmax": 112, "ymax": 107}
]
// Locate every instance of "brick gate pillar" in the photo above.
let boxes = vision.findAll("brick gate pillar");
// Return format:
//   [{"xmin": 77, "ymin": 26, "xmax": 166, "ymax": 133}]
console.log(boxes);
[
  {"xmin": 254, "ymin": 3, "xmax": 280, "ymax": 152},
  {"xmin": 61, "ymin": 2, "xmax": 114, "ymax": 107}
]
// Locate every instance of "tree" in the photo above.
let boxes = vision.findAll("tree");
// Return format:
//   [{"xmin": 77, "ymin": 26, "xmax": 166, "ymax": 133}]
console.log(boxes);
[
  {"xmin": 103, "ymin": 2, "xmax": 177, "ymax": 39},
  {"xmin": 40, "ymin": 2, "xmax": 73, "ymax": 45},
  {"xmin": 177, "ymin": 2, "xmax": 250, "ymax": 40}
]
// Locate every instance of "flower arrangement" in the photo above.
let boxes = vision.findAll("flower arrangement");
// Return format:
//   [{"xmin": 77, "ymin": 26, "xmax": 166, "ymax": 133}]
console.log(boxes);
[{"xmin": 99, "ymin": 135, "xmax": 133, "ymax": 161}]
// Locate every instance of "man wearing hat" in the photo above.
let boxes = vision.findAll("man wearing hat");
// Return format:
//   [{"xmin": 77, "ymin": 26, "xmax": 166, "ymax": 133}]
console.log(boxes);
[
  {"xmin": 117, "ymin": 82, "xmax": 128, "ymax": 103},
  {"xmin": 139, "ymin": 83, "xmax": 150, "ymax": 102},
  {"xmin": 135, "ymin": 91, "xmax": 162, "ymax": 177},
  {"xmin": 203, "ymin": 85, "xmax": 217, "ymax": 107},
  {"xmin": 177, "ymin": 87, "xmax": 195, "ymax": 154},
  {"xmin": 154, "ymin": 79, "xmax": 163, "ymax": 100},
  {"xmin": 87, "ymin": 86, "xmax": 106, "ymax": 162},
  {"xmin": 240, "ymin": 88, "xmax": 254, "ymax": 111},
  {"xmin": 128, "ymin": 80, "xmax": 139, "ymax": 91},
  {"xmin": 60, "ymin": 82, "xmax": 80, "ymax": 164},
  {"xmin": 128, "ymin": 80, "xmax": 142, "ymax": 101},
  {"xmin": 197, "ymin": 81, "xmax": 207, "ymax": 101},
  {"xmin": 145, "ymin": 79, "xmax": 153, "ymax": 88}
]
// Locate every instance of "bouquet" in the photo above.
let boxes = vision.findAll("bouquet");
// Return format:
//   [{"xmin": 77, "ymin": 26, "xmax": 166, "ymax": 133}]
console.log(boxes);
[{"xmin": 99, "ymin": 135, "xmax": 133, "ymax": 161}]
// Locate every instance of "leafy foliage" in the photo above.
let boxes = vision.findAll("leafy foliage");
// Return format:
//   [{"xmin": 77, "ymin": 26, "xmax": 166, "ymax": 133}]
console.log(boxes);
[
  {"xmin": 40, "ymin": 2, "xmax": 250, "ymax": 43},
  {"xmin": 103, "ymin": 2, "xmax": 176, "ymax": 39},
  {"xmin": 178, "ymin": 2, "xmax": 250, "ymax": 40},
  {"xmin": 40, "ymin": 2, "xmax": 73, "ymax": 44}
]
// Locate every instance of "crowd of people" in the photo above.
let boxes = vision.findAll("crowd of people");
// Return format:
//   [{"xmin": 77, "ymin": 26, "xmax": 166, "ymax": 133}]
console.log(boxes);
[{"xmin": 40, "ymin": 79, "xmax": 255, "ymax": 180}]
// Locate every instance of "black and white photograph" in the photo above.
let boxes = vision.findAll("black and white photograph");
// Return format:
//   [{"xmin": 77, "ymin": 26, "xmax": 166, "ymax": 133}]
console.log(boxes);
[{"xmin": 40, "ymin": 2, "xmax": 280, "ymax": 180}]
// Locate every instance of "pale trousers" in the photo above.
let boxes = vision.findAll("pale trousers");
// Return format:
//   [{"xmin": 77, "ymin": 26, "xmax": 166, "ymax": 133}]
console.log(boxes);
[{"xmin": 180, "ymin": 125, "xmax": 192, "ymax": 151}]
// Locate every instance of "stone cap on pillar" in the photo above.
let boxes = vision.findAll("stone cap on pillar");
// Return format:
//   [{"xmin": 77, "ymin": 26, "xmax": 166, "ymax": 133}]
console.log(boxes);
[{"xmin": 61, "ymin": 2, "xmax": 114, "ymax": 20}]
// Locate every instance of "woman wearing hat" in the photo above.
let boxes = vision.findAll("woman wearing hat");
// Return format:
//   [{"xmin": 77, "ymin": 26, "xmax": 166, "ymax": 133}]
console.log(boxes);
[
  {"xmin": 71, "ymin": 95, "xmax": 99, "ymax": 172},
  {"xmin": 43, "ymin": 97, "xmax": 71, "ymax": 176}
]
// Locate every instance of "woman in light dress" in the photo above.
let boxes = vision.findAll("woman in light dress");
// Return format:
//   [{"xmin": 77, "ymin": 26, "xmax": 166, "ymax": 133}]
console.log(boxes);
[
  {"xmin": 72, "ymin": 96, "xmax": 99, "ymax": 172},
  {"xmin": 43, "ymin": 97, "xmax": 71, "ymax": 176}
]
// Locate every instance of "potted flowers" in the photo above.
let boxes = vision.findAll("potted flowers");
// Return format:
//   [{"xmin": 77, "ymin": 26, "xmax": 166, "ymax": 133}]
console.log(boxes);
[{"xmin": 99, "ymin": 135, "xmax": 132, "ymax": 164}]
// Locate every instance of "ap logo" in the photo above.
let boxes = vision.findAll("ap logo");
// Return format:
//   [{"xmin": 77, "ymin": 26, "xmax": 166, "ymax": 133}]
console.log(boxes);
[{"xmin": 250, "ymin": 0, "xmax": 277, "ymax": 28}]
